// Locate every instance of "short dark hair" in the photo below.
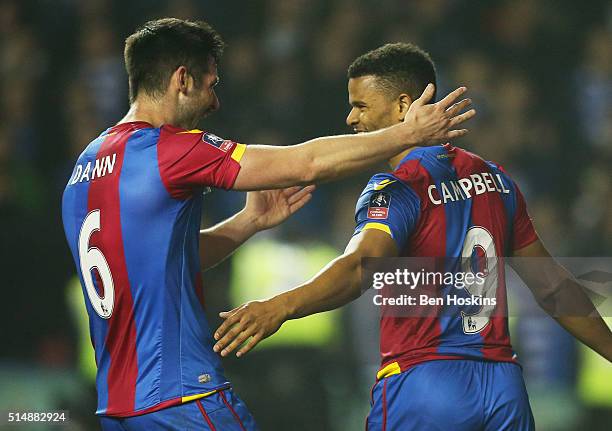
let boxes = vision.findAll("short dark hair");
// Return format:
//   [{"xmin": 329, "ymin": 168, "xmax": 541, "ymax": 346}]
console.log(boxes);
[
  {"xmin": 124, "ymin": 18, "xmax": 225, "ymax": 103},
  {"xmin": 348, "ymin": 43, "xmax": 437, "ymax": 101}
]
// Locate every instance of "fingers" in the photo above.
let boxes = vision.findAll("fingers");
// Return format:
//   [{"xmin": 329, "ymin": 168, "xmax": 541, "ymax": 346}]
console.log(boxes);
[
  {"xmin": 288, "ymin": 192, "xmax": 312, "ymax": 213},
  {"xmin": 218, "ymin": 307, "xmax": 238, "ymax": 319},
  {"xmin": 437, "ymin": 86, "xmax": 467, "ymax": 109},
  {"xmin": 412, "ymin": 83, "xmax": 435, "ymax": 106},
  {"xmin": 214, "ymin": 318, "xmax": 248, "ymax": 354},
  {"xmin": 445, "ymin": 98, "xmax": 472, "ymax": 117},
  {"xmin": 446, "ymin": 129, "xmax": 469, "ymax": 139},
  {"xmin": 236, "ymin": 332, "xmax": 264, "ymax": 357},
  {"xmin": 283, "ymin": 185, "xmax": 315, "ymax": 198},
  {"xmin": 449, "ymin": 108, "xmax": 476, "ymax": 127},
  {"xmin": 281, "ymin": 186, "xmax": 302, "ymax": 197},
  {"xmin": 219, "ymin": 326, "xmax": 256, "ymax": 357},
  {"xmin": 287, "ymin": 185, "xmax": 315, "ymax": 205},
  {"xmin": 214, "ymin": 309, "xmax": 240, "ymax": 341}
]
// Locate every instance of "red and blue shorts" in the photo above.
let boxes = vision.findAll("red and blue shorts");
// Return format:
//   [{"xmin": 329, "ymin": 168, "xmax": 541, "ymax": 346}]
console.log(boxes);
[{"xmin": 100, "ymin": 388, "xmax": 258, "ymax": 431}]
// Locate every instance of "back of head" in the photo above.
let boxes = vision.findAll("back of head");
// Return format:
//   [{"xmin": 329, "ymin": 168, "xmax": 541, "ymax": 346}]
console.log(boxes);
[
  {"xmin": 124, "ymin": 18, "xmax": 225, "ymax": 103},
  {"xmin": 348, "ymin": 42, "xmax": 437, "ymax": 102}
]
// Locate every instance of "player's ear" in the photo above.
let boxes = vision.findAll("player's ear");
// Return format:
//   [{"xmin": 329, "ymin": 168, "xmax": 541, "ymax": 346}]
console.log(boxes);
[
  {"xmin": 398, "ymin": 94, "xmax": 412, "ymax": 121},
  {"xmin": 174, "ymin": 66, "xmax": 190, "ymax": 95}
]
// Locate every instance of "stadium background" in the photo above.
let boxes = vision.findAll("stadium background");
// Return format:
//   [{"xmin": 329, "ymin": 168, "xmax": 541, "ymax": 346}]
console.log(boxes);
[{"xmin": 1, "ymin": 0, "xmax": 610, "ymax": 429}]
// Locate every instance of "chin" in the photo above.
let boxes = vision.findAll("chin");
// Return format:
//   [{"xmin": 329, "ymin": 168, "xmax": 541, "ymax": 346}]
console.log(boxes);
[{"xmin": 199, "ymin": 110, "xmax": 214, "ymax": 121}]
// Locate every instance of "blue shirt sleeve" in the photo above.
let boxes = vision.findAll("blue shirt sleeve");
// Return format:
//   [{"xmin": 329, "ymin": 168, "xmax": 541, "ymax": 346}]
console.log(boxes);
[{"xmin": 353, "ymin": 173, "xmax": 420, "ymax": 250}]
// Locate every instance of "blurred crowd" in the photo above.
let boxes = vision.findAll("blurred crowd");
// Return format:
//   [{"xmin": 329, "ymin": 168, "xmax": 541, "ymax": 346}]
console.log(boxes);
[{"xmin": 1, "ymin": 0, "xmax": 610, "ymax": 430}]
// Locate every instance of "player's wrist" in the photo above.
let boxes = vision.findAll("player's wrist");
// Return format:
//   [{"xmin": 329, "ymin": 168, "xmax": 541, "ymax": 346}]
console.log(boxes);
[
  {"xmin": 235, "ymin": 209, "xmax": 262, "ymax": 236},
  {"xmin": 387, "ymin": 121, "xmax": 419, "ymax": 149},
  {"xmin": 271, "ymin": 293, "xmax": 296, "ymax": 321}
]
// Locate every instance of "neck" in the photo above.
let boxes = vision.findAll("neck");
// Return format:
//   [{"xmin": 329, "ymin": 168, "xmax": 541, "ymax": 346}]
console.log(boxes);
[
  {"xmin": 118, "ymin": 94, "xmax": 177, "ymax": 128},
  {"xmin": 387, "ymin": 145, "xmax": 420, "ymax": 171}
]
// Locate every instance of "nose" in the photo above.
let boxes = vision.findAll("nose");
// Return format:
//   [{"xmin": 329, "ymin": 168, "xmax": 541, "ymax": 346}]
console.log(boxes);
[{"xmin": 346, "ymin": 107, "xmax": 359, "ymax": 127}]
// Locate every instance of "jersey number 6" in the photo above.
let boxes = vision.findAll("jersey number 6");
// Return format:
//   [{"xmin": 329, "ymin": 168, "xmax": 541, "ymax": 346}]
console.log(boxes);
[{"xmin": 78, "ymin": 210, "xmax": 115, "ymax": 319}]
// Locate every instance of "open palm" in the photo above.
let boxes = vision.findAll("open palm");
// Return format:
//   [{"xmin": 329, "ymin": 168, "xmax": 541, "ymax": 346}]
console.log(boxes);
[{"xmin": 245, "ymin": 185, "xmax": 315, "ymax": 231}]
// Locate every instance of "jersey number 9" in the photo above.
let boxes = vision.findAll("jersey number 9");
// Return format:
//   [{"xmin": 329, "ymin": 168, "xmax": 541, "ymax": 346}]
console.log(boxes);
[{"xmin": 460, "ymin": 226, "xmax": 498, "ymax": 334}]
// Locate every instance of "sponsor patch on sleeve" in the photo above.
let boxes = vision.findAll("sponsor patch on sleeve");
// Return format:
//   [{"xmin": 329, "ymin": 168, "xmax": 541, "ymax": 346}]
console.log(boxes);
[
  {"xmin": 203, "ymin": 132, "xmax": 233, "ymax": 152},
  {"xmin": 368, "ymin": 191, "xmax": 391, "ymax": 219}
]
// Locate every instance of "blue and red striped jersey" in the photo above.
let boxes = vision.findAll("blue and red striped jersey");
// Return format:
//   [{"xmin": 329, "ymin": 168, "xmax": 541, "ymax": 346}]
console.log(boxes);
[
  {"xmin": 62, "ymin": 121, "xmax": 245, "ymax": 417},
  {"xmin": 354, "ymin": 144, "xmax": 538, "ymax": 379}
]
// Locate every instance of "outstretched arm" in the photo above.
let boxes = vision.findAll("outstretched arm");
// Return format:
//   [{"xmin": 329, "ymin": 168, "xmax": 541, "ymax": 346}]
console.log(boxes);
[
  {"xmin": 233, "ymin": 85, "xmax": 475, "ymax": 190},
  {"xmin": 200, "ymin": 186, "xmax": 314, "ymax": 270},
  {"xmin": 213, "ymin": 229, "xmax": 397, "ymax": 357},
  {"xmin": 512, "ymin": 239, "xmax": 612, "ymax": 361}
]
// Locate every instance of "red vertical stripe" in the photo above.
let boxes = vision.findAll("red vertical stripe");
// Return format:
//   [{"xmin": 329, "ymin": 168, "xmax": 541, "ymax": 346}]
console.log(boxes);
[
  {"xmin": 88, "ymin": 129, "xmax": 139, "ymax": 414},
  {"xmin": 387, "ymin": 159, "xmax": 445, "ymax": 362},
  {"xmin": 196, "ymin": 399, "xmax": 217, "ymax": 430},
  {"xmin": 365, "ymin": 380, "xmax": 378, "ymax": 431},
  {"xmin": 369, "ymin": 381, "xmax": 376, "ymax": 405},
  {"xmin": 219, "ymin": 390, "xmax": 247, "ymax": 431},
  {"xmin": 382, "ymin": 379, "xmax": 388, "ymax": 431}
]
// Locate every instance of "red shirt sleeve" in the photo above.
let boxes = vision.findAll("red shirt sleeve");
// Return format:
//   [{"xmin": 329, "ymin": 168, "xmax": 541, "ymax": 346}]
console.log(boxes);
[
  {"xmin": 512, "ymin": 182, "xmax": 538, "ymax": 251},
  {"xmin": 157, "ymin": 125, "xmax": 245, "ymax": 199}
]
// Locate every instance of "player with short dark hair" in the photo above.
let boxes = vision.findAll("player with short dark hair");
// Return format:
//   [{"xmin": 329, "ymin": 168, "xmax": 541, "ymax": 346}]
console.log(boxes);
[
  {"xmin": 213, "ymin": 42, "xmax": 612, "ymax": 430},
  {"xmin": 62, "ymin": 19, "xmax": 475, "ymax": 431},
  {"xmin": 124, "ymin": 18, "xmax": 226, "ymax": 104},
  {"xmin": 348, "ymin": 42, "xmax": 437, "ymax": 102}
]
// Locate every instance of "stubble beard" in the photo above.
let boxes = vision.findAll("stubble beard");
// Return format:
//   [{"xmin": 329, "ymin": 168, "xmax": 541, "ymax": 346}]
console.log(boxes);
[{"xmin": 176, "ymin": 101, "xmax": 205, "ymax": 130}]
